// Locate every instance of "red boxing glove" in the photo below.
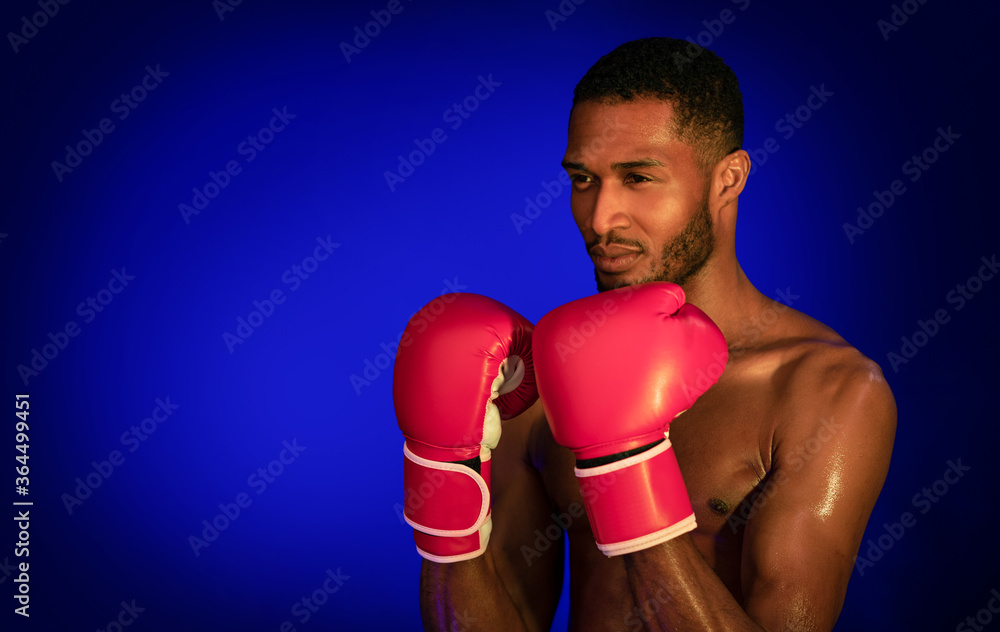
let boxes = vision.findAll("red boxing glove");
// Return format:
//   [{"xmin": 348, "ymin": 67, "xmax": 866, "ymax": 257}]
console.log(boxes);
[
  {"xmin": 393, "ymin": 293, "xmax": 536, "ymax": 563},
  {"xmin": 534, "ymin": 282, "xmax": 727, "ymax": 556}
]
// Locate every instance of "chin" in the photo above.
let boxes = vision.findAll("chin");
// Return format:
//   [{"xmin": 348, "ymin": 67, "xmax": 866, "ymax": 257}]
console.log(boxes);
[{"xmin": 595, "ymin": 270, "xmax": 646, "ymax": 293}]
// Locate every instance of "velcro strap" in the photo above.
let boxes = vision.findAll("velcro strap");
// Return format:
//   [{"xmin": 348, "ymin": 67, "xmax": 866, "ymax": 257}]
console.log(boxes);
[
  {"xmin": 575, "ymin": 437, "xmax": 695, "ymax": 556},
  {"xmin": 403, "ymin": 442, "xmax": 490, "ymax": 537},
  {"xmin": 413, "ymin": 518, "xmax": 492, "ymax": 563}
]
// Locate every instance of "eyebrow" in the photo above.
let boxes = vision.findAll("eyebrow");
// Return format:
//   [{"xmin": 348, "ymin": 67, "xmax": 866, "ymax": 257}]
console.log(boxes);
[{"xmin": 561, "ymin": 157, "xmax": 667, "ymax": 172}]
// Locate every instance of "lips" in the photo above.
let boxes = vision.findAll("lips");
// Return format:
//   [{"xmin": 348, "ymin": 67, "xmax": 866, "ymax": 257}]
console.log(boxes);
[
  {"xmin": 590, "ymin": 245, "xmax": 639, "ymax": 258},
  {"xmin": 591, "ymin": 246, "xmax": 642, "ymax": 274}
]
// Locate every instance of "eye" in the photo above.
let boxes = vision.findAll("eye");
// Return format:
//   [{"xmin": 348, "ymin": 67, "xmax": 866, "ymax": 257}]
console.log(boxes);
[
  {"xmin": 624, "ymin": 173, "xmax": 651, "ymax": 184},
  {"xmin": 570, "ymin": 173, "xmax": 594, "ymax": 186}
]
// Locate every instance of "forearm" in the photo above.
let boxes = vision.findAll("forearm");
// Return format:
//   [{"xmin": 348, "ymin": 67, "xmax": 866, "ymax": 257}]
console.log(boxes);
[
  {"xmin": 623, "ymin": 535, "xmax": 765, "ymax": 632},
  {"xmin": 420, "ymin": 546, "xmax": 529, "ymax": 632}
]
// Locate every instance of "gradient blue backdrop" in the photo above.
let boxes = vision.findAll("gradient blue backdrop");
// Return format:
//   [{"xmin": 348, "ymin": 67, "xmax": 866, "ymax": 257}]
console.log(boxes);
[{"xmin": 3, "ymin": 0, "xmax": 997, "ymax": 629}]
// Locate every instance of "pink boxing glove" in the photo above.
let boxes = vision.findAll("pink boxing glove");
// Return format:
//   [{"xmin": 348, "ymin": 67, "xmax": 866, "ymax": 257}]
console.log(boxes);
[
  {"xmin": 393, "ymin": 293, "xmax": 536, "ymax": 563},
  {"xmin": 533, "ymin": 282, "xmax": 728, "ymax": 556}
]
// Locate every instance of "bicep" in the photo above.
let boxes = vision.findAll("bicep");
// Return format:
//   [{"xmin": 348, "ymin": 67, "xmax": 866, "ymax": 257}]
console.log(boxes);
[
  {"xmin": 741, "ymin": 371, "xmax": 896, "ymax": 631},
  {"xmin": 490, "ymin": 398, "xmax": 564, "ymax": 632}
]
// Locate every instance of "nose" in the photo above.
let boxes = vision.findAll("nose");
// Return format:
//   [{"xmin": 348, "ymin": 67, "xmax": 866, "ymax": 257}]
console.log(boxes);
[{"xmin": 583, "ymin": 186, "xmax": 630, "ymax": 239}]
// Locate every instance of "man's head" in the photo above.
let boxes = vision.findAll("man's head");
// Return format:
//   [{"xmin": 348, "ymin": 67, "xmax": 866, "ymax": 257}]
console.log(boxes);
[{"xmin": 563, "ymin": 37, "xmax": 748, "ymax": 292}]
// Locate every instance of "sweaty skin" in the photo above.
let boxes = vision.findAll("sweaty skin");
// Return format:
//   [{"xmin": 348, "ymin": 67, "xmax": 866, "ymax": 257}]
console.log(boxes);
[{"xmin": 420, "ymin": 99, "xmax": 896, "ymax": 632}]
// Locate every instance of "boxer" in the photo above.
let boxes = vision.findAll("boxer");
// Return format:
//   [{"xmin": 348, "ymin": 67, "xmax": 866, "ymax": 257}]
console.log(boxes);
[{"xmin": 395, "ymin": 37, "xmax": 896, "ymax": 632}]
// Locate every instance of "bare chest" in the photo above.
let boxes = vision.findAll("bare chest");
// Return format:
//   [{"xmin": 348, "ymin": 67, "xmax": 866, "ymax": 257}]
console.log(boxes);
[{"xmin": 531, "ymin": 376, "xmax": 776, "ymax": 618}]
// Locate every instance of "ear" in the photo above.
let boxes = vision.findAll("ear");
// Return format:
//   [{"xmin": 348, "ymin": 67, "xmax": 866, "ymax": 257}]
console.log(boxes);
[{"xmin": 709, "ymin": 149, "xmax": 750, "ymax": 216}]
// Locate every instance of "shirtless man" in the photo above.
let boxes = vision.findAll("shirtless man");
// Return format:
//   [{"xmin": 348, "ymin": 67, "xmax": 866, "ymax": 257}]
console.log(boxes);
[{"xmin": 393, "ymin": 37, "xmax": 896, "ymax": 631}]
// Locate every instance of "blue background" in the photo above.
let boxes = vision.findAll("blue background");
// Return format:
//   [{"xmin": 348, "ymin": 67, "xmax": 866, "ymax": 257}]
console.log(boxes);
[{"xmin": 2, "ymin": 0, "xmax": 997, "ymax": 629}]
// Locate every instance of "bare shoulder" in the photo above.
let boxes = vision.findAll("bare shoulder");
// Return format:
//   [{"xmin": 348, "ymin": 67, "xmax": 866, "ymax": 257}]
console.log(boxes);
[
  {"xmin": 776, "ymin": 307, "xmax": 894, "ymax": 405},
  {"xmin": 738, "ymin": 307, "xmax": 899, "ymax": 630},
  {"xmin": 765, "ymin": 305, "xmax": 897, "ymax": 455}
]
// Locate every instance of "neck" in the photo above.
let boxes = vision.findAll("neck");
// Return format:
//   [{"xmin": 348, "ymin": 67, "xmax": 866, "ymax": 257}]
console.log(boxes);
[{"xmin": 680, "ymin": 250, "xmax": 769, "ymax": 350}]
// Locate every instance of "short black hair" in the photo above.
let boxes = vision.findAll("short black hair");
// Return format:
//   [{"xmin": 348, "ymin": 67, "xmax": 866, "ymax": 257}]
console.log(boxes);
[{"xmin": 572, "ymin": 37, "xmax": 744, "ymax": 172}]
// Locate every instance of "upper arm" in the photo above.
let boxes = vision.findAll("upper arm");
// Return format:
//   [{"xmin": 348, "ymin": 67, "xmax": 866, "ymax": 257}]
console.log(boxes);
[
  {"xmin": 490, "ymin": 397, "xmax": 564, "ymax": 632},
  {"xmin": 740, "ymin": 352, "xmax": 897, "ymax": 631}
]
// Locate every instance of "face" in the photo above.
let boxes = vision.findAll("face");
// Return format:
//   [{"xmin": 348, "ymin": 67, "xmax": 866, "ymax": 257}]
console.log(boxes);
[{"xmin": 563, "ymin": 99, "xmax": 716, "ymax": 292}]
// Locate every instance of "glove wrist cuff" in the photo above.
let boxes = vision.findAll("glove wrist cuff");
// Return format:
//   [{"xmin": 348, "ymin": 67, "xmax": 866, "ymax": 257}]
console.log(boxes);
[
  {"xmin": 414, "ymin": 519, "xmax": 492, "ymax": 563},
  {"xmin": 402, "ymin": 442, "xmax": 490, "ymax": 537},
  {"xmin": 574, "ymin": 436, "xmax": 695, "ymax": 556}
]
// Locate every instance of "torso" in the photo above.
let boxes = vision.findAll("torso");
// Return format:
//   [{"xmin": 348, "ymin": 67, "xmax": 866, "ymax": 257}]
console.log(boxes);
[{"xmin": 523, "ymin": 301, "xmax": 852, "ymax": 630}]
